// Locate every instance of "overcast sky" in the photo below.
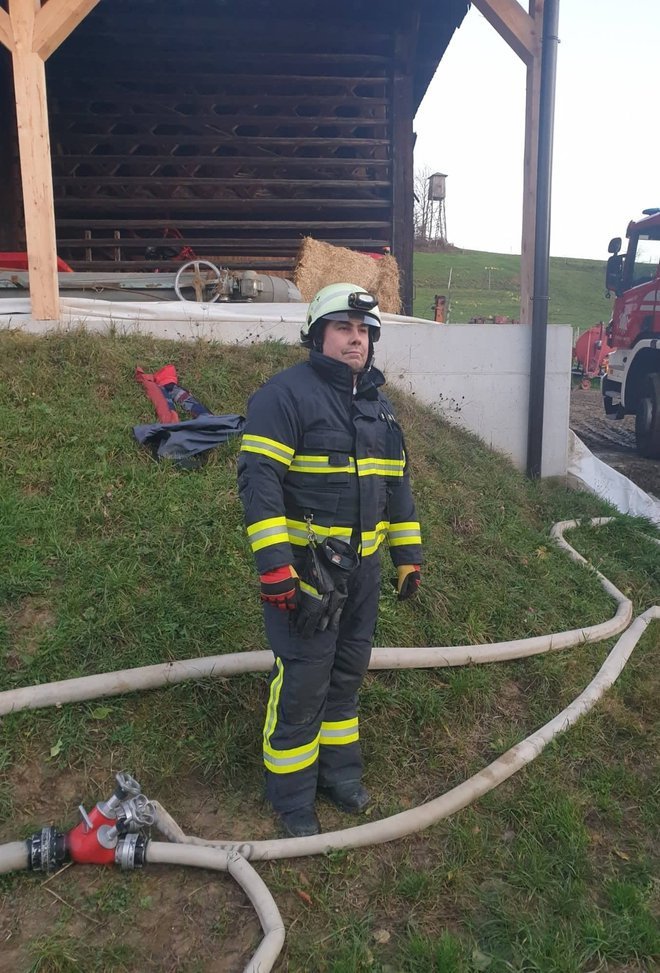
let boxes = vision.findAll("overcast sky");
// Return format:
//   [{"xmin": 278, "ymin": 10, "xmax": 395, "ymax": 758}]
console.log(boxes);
[{"xmin": 414, "ymin": 0, "xmax": 658, "ymax": 261}]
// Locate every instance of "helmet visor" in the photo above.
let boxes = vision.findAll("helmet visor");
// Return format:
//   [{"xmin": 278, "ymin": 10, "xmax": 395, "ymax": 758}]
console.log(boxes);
[{"xmin": 320, "ymin": 310, "xmax": 380, "ymax": 330}]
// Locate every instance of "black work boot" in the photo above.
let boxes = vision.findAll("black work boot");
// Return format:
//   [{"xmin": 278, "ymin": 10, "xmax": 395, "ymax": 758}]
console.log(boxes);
[
  {"xmin": 277, "ymin": 806, "xmax": 321, "ymax": 838},
  {"xmin": 317, "ymin": 781, "xmax": 371, "ymax": 815}
]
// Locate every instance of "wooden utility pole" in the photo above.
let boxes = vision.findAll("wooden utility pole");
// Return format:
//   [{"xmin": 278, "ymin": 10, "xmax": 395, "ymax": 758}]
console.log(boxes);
[
  {"xmin": 0, "ymin": 0, "xmax": 100, "ymax": 321},
  {"xmin": 471, "ymin": 0, "xmax": 543, "ymax": 325},
  {"xmin": 392, "ymin": 21, "xmax": 417, "ymax": 315}
]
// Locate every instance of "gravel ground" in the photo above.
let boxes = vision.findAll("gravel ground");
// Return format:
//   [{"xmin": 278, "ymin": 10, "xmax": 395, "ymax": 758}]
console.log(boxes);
[{"xmin": 569, "ymin": 386, "xmax": 660, "ymax": 499}]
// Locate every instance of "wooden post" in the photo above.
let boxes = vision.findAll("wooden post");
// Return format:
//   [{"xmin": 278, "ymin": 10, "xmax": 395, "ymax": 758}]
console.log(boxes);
[
  {"xmin": 392, "ymin": 25, "xmax": 416, "ymax": 315},
  {"xmin": 471, "ymin": 0, "xmax": 542, "ymax": 325},
  {"xmin": 520, "ymin": 0, "xmax": 543, "ymax": 325},
  {"xmin": 6, "ymin": 0, "xmax": 100, "ymax": 320},
  {"xmin": 10, "ymin": 0, "xmax": 59, "ymax": 319}
]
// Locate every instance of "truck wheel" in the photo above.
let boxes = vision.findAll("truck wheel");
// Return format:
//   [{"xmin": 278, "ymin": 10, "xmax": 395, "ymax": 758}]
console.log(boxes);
[{"xmin": 634, "ymin": 372, "xmax": 660, "ymax": 458}]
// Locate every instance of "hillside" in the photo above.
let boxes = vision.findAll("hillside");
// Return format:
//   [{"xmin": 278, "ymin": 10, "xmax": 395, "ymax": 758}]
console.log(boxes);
[
  {"xmin": 0, "ymin": 330, "xmax": 658, "ymax": 973},
  {"xmin": 413, "ymin": 248, "xmax": 612, "ymax": 333}
]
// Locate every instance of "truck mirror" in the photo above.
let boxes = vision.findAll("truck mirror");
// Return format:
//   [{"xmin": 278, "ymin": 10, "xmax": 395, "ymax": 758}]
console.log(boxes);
[
  {"xmin": 605, "ymin": 253, "xmax": 623, "ymax": 296},
  {"xmin": 607, "ymin": 237, "xmax": 622, "ymax": 255}
]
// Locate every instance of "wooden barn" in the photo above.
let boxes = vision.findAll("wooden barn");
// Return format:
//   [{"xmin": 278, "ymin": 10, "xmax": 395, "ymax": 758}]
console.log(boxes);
[
  {"xmin": 0, "ymin": 0, "xmax": 471, "ymax": 314},
  {"xmin": 0, "ymin": 0, "xmax": 553, "ymax": 333}
]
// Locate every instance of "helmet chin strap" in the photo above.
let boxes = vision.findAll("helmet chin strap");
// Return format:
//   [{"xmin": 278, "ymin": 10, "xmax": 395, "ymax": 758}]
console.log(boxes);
[
  {"xmin": 365, "ymin": 334, "xmax": 375, "ymax": 370},
  {"xmin": 312, "ymin": 331, "xmax": 324, "ymax": 352}
]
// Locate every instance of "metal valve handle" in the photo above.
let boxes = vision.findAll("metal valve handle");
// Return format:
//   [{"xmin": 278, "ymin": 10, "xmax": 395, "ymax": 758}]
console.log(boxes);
[{"xmin": 115, "ymin": 772, "xmax": 141, "ymax": 799}]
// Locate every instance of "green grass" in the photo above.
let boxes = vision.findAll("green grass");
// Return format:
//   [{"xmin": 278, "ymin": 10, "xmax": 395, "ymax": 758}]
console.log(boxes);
[
  {"xmin": 1, "ymin": 330, "xmax": 658, "ymax": 972},
  {"xmin": 413, "ymin": 248, "xmax": 613, "ymax": 333}
]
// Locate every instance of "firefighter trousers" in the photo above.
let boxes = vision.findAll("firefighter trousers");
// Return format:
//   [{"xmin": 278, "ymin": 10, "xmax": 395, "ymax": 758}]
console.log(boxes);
[{"xmin": 262, "ymin": 552, "xmax": 381, "ymax": 813}]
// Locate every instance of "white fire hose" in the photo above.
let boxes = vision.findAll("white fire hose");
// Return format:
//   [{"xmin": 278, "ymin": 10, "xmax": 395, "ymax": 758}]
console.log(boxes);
[{"xmin": 0, "ymin": 518, "xmax": 657, "ymax": 973}]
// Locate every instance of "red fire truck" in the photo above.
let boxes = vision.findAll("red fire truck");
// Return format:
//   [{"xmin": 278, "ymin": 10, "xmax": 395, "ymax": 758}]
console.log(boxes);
[{"xmin": 602, "ymin": 208, "xmax": 660, "ymax": 457}]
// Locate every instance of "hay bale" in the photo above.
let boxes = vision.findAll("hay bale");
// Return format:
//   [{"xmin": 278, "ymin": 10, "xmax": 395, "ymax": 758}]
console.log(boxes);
[{"xmin": 293, "ymin": 237, "xmax": 401, "ymax": 313}]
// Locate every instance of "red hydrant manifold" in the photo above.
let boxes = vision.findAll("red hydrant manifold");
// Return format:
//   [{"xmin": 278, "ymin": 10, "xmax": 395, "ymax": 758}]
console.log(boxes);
[{"xmin": 27, "ymin": 772, "xmax": 153, "ymax": 872}]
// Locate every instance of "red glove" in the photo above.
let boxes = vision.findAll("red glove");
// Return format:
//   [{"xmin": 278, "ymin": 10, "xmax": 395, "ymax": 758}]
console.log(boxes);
[
  {"xmin": 395, "ymin": 564, "xmax": 421, "ymax": 601},
  {"xmin": 260, "ymin": 565, "xmax": 299, "ymax": 611}
]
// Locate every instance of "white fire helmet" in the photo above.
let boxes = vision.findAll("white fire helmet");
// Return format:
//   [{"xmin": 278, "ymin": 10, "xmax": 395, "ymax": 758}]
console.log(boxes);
[{"xmin": 301, "ymin": 282, "xmax": 381, "ymax": 349}]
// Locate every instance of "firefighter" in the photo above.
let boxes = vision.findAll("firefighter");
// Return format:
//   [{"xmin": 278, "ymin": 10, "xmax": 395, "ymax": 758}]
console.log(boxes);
[{"xmin": 237, "ymin": 282, "xmax": 422, "ymax": 837}]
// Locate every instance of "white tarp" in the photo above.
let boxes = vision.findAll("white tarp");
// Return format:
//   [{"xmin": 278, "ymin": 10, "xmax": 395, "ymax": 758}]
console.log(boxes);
[
  {"xmin": 0, "ymin": 296, "xmax": 424, "ymax": 330},
  {"xmin": 568, "ymin": 431, "xmax": 660, "ymax": 526}
]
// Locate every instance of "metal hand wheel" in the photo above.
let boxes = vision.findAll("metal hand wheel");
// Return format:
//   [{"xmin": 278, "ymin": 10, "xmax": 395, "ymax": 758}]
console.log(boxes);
[{"xmin": 174, "ymin": 260, "xmax": 223, "ymax": 302}]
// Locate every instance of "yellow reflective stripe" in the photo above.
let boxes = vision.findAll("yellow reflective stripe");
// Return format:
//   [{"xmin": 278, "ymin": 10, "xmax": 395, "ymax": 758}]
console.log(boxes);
[
  {"xmin": 319, "ymin": 731, "xmax": 359, "ymax": 746},
  {"xmin": 264, "ymin": 748, "xmax": 319, "ymax": 775},
  {"xmin": 357, "ymin": 457, "xmax": 405, "ymax": 477},
  {"xmin": 240, "ymin": 434, "xmax": 294, "ymax": 467},
  {"xmin": 361, "ymin": 537, "xmax": 385, "ymax": 557},
  {"xmin": 320, "ymin": 717, "xmax": 359, "ymax": 746},
  {"xmin": 263, "ymin": 662, "xmax": 320, "ymax": 773},
  {"xmin": 388, "ymin": 521, "xmax": 422, "ymax": 547},
  {"xmin": 285, "ymin": 518, "xmax": 352, "ymax": 548},
  {"xmin": 290, "ymin": 454, "xmax": 356, "ymax": 474},
  {"xmin": 263, "ymin": 734, "xmax": 320, "ymax": 760},
  {"xmin": 246, "ymin": 516, "xmax": 289, "ymax": 552},
  {"xmin": 361, "ymin": 521, "xmax": 389, "ymax": 556},
  {"xmin": 299, "ymin": 580, "xmax": 323, "ymax": 600},
  {"xmin": 263, "ymin": 657, "xmax": 284, "ymax": 749},
  {"xmin": 321, "ymin": 718, "xmax": 358, "ymax": 730},
  {"xmin": 357, "ymin": 457, "xmax": 403, "ymax": 469},
  {"xmin": 247, "ymin": 516, "xmax": 287, "ymax": 536},
  {"xmin": 263, "ymin": 733, "xmax": 320, "ymax": 774},
  {"xmin": 389, "ymin": 536, "xmax": 422, "ymax": 548}
]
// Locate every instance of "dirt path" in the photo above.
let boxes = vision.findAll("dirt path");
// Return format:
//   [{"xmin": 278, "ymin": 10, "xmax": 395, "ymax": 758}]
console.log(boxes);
[{"xmin": 569, "ymin": 387, "xmax": 660, "ymax": 499}]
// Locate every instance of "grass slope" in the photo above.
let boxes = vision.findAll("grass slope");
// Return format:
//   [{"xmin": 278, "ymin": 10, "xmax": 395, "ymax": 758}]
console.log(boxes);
[
  {"xmin": 0, "ymin": 331, "xmax": 658, "ymax": 973},
  {"xmin": 413, "ymin": 249, "xmax": 613, "ymax": 333}
]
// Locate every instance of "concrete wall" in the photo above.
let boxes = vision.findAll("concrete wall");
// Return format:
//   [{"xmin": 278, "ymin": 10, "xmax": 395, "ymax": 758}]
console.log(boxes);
[
  {"xmin": 379, "ymin": 320, "xmax": 572, "ymax": 477},
  {"xmin": 0, "ymin": 299, "xmax": 572, "ymax": 476}
]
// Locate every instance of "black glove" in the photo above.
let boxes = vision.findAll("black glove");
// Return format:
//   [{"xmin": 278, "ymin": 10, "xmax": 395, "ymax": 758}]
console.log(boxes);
[
  {"xmin": 325, "ymin": 577, "xmax": 350, "ymax": 632},
  {"xmin": 294, "ymin": 538, "xmax": 359, "ymax": 638},
  {"xmin": 294, "ymin": 578, "xmax": 331, "ymax": 638}
]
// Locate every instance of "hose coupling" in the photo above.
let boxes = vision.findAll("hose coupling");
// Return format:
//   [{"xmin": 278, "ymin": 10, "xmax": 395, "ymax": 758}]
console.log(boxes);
[
  {"xmin": 116, "ymin": 794, "xmax": 155, "ymax": 833},
  {"xmin": 97, "ymin": 771, "xmax": 142, "ymax": 818},
  {"xmin": 115, "ymin": 834, "xmax": 148, "ymax": 870},
  {"xmin": 27, "ymin": 827, "xmax": 68, "ymax": 872}
]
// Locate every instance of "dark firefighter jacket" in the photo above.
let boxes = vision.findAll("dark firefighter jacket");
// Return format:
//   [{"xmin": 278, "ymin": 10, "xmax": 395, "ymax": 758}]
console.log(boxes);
[{"xmin": 237, "ymin": 351, "xmax": 422, "ymax": 573}]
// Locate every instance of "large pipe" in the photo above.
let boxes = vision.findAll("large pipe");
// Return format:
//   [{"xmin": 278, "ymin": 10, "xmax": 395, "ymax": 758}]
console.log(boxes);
[
  {"xmin": 0, "ymin": 838, "xmax": 285, "ymax": 971},
  {"xmin": 526, "ymin": 0, "xmax": 561, "ymax": 478},
  {"xmin": 0, "ymin": 519, "xmax": 631, "ymax": 717},
  {"xmin": 0, "ymin": 842, "xmax": 29, "ymax": 875},
  {"xmin": 146, "ymin": 843, "xmax": 285, "ymax": 973},
  {"xmin": 149, "ymin": 606, "xmax": 659, "ymax": 860}
]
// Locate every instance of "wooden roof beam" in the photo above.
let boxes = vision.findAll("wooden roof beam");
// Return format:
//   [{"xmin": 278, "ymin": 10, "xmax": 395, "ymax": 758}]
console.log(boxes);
[
  {"xmin": 33, "ymin": 0, "xmax": 101, "ymax": 60},
  {"xmin": 471, "ymin": 0, "xmax": 539, "ymax": 63},
  {"xmin": 0, "ymin": 8, "xmax": 14, "ymax": 51}
]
